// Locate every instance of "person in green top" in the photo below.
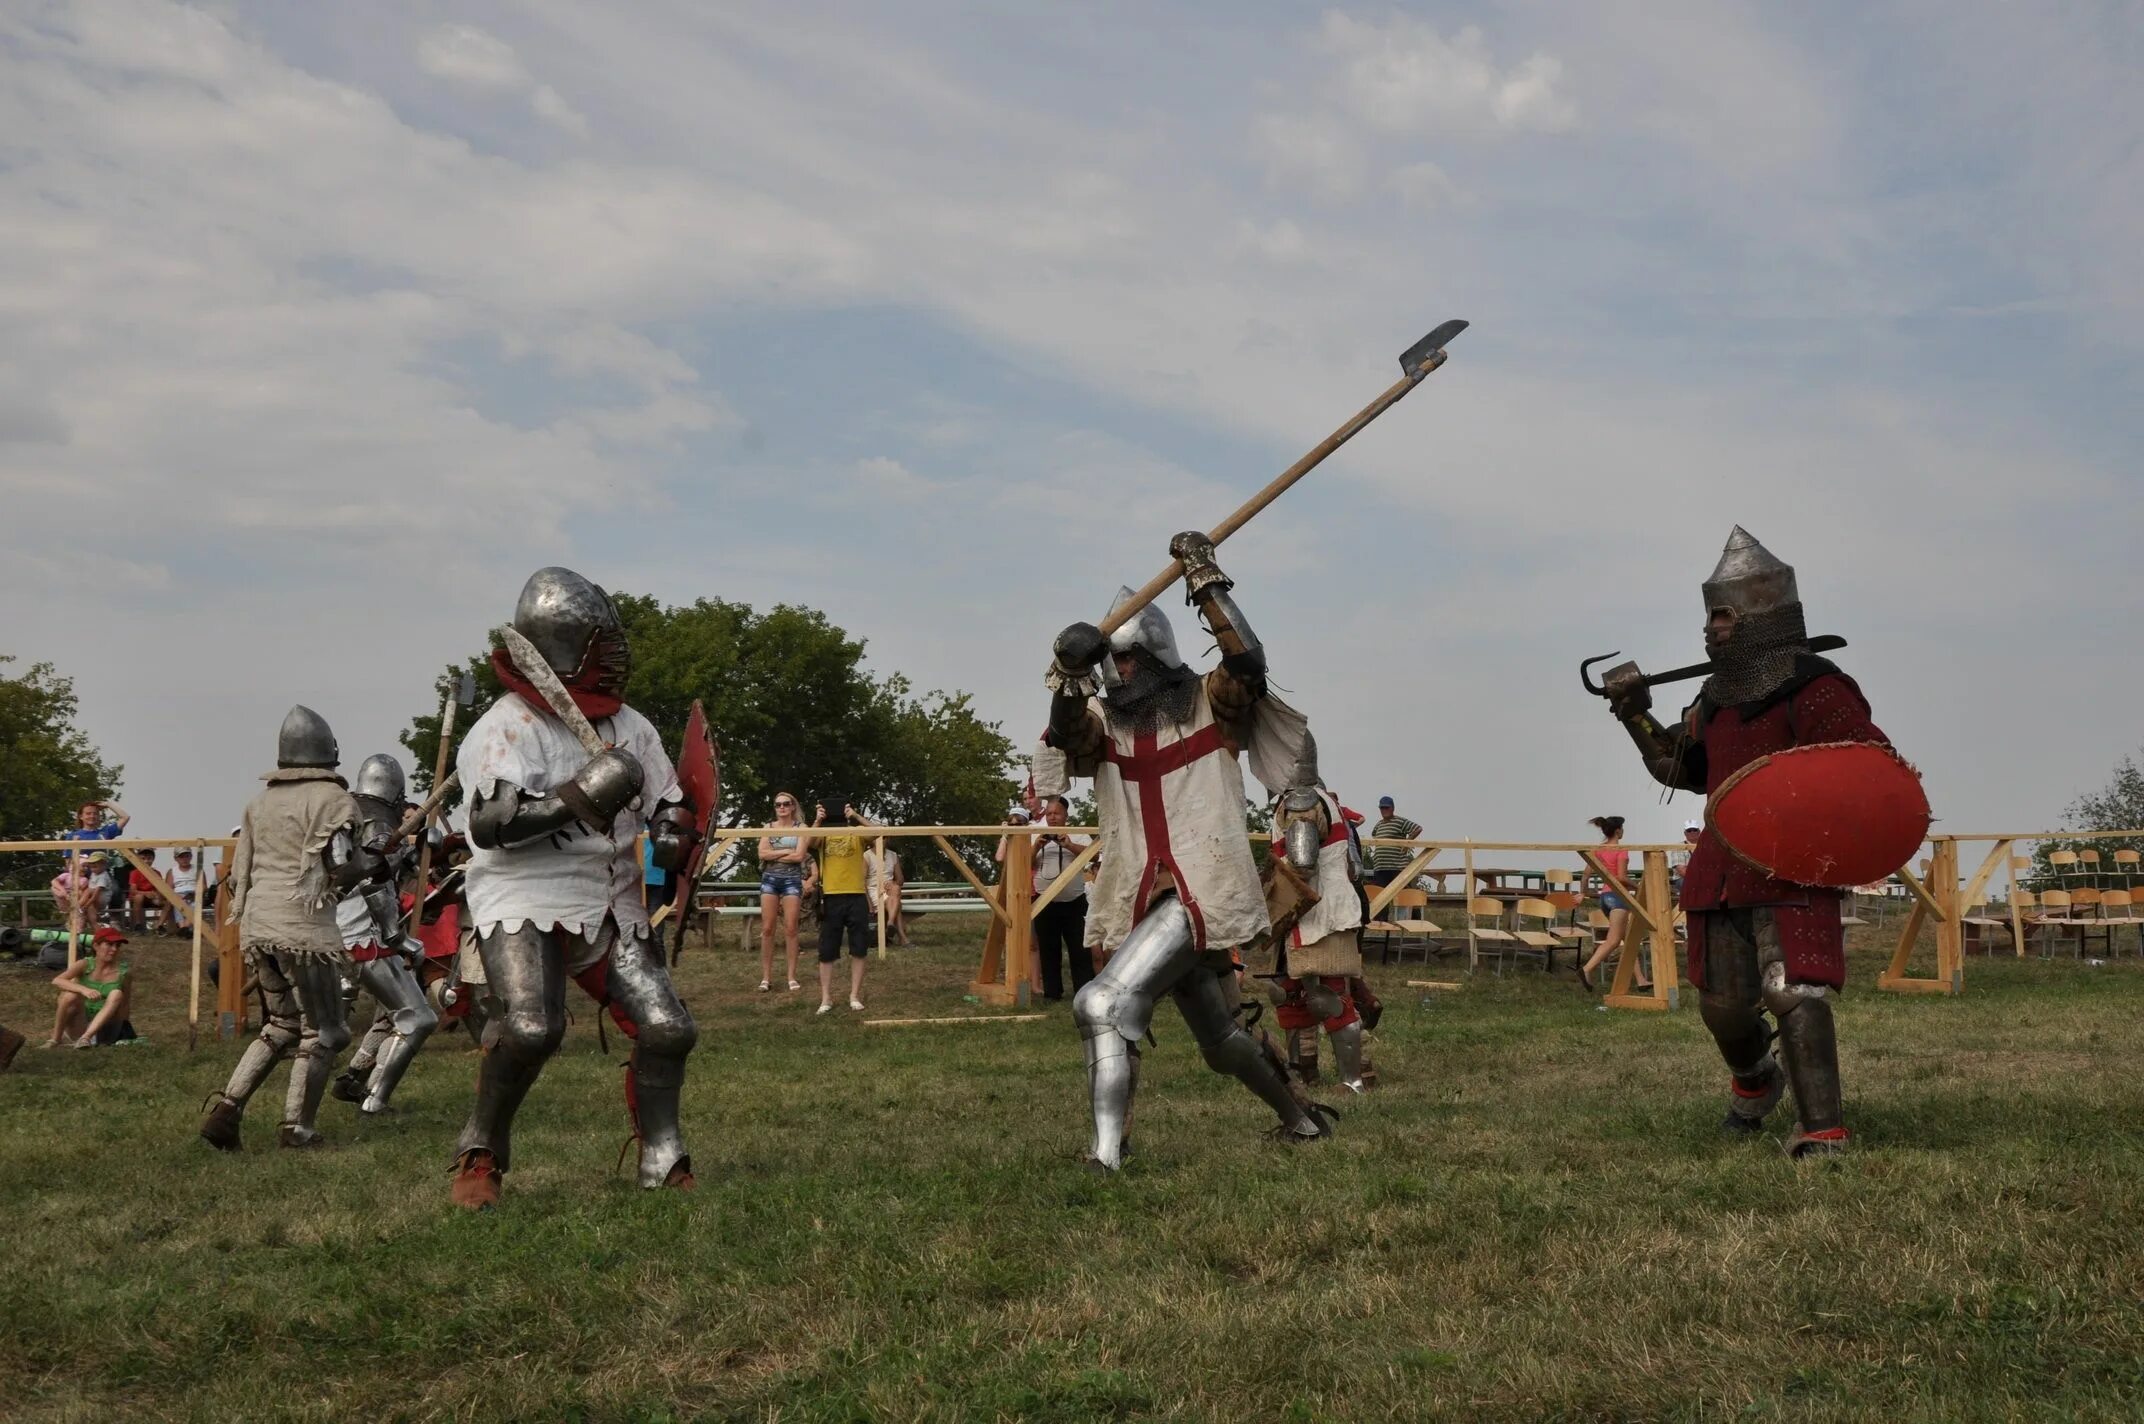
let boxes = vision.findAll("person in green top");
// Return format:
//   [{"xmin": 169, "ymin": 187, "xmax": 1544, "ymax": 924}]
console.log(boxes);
[{"xmin": 49, "ymin": 925, "xmax": 139, "ymax": 1048}]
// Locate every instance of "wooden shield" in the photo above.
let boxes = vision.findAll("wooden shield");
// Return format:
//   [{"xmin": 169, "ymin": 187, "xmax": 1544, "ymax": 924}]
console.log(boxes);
[
  {"xmin": 1260, "ymin": 853, "xmax": 1320, "ymax": 945},
  {"xmin": 670, "ymin": 700, "xmax": 721, "ymax": 917},
  {"xmin": 1708, "ymin": 740, "xmax": 1930, "ymax": 889}
]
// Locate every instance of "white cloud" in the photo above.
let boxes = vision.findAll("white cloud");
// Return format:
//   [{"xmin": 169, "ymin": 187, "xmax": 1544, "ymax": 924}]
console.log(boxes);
[
  {"xmin": 417, "ymin": 22, "xmax": 588, "ymax": 135},
  {"xmin": 1317, "ymin": 13, "xmax": 1577, "ymax": 135},
  {"xmin": 1251, "ymin": 111, "xmax": 1367, "ymax": 200},
  {"xmin": 851, "ymin": 455, "xmax": 939, "ymax": 501}
]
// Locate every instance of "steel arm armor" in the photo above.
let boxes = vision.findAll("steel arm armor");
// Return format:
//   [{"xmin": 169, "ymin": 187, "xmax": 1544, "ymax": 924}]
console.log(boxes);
[
  {"xmin": 467, "ymin": 781, "xmax": 582, "ymax": 850},
  {"xmin": 323, "ymin": 826, "xmax": 383, "ymax": 894},
  {"xmin": 647, "ymin": 792, "xmax": 696, "ymax": 872},
  {"xmin": 1623, "ymin": 708, "xmax": 1705, "ymax": 791}
]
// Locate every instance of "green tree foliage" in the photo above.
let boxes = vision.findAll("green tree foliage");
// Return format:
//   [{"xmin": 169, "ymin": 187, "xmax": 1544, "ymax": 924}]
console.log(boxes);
[
  {"xmin": 399, "ymin": 595, "xmax": 1018, "ymax": 875},
  {"xmin": 0, "ymin": 657, "xmax": 122, "ymax": 889},
  {"xmin": 2030, "ymin": 748, "xmax": 2144, "ymax": 887}
]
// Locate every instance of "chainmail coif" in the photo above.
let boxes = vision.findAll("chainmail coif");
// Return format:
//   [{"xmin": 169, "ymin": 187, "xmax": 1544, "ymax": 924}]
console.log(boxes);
[
  {"xmin": 1103, "ymin": 647, "xmax": 1200, "ymax": 735},
  {"xmin": 1701, "ymin": 603, "xmax": 1810, "ymax": 706}
]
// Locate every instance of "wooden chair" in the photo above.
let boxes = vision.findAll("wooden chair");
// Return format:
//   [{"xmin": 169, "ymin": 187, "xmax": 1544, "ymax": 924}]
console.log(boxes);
[
  {"xmin": 2047, "ymin": 850, "xmax": 2081, "ymax": 889},
  {"xmin": 1511, "ymin": 897, "xmax": 1566, "ymax": 971},
  {"xmin": 1467, "ymin": 896, "xmax": 1518, "ymax": 973},
  {"xmin": 1379, "ymin": 886, "xmax": 1445, "ymax": 964},
  {"xmin": 2095, "ymin": 889, "xmax": 2136, "ymax": 957},
  {"xmin": 2073, "ymin": 887, "xmax": 2111, "ymax": 957},
  {"xmin": 2036, "ymin": 889, "xmax": 2084, "ymax": 957},
  {"xmin": 2113, "ymin": 849, "xmax": 2141, "ymax": 891}
]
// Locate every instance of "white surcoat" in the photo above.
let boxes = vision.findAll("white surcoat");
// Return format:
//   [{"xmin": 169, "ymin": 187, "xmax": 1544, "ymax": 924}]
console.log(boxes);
[
  {"xmin": 1046, "ymin": 683, "xmax": 1311, "ymax": 954},
  {"xmin": 457, "ymin": 692, "xmax": 678, "ymax": 940}
]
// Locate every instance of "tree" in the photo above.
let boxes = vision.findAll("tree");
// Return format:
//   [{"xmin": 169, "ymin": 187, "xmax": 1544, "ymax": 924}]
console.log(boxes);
[
  {"xmin": 399, "ymin": 594, "xmax": 1019, "ymax": 877},
  {"xmin": 0, "ymin": 657, "xmax": 122, "ymax": 889},
  {"xmin": 2032, "ymin": 748, "xmax": 2144, "ymax": 887}
]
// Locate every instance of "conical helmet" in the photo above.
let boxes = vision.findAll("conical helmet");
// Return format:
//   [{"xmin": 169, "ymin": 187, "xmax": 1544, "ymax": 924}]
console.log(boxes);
[
  {"xmin": 512, "ymin": 566, "xmax": 631, "ymax": 692},
  {"xmin": 1098, "ymin": 586, "xmax": 1182, "ymax": 690},
  {"xmin": 352, "ymin": 753, "xmax": 406, "ymax": 804},
  {"xmin": 1701, "ymin": 526, "xmax": 1799, "ymax": 618},
  {"xmin": 277, "ymin": 705, "xmax": 339, "ymax": 769}
]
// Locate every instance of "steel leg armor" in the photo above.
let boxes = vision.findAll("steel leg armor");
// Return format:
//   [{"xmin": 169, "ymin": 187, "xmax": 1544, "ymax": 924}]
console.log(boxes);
[
  {"xmin": 1699, "ymin": 909, "xmax": 1841, "ymax": 1151},
  {"xmin": 221, "ymin": 951, "xmax": 303, "ymax": 1107},
  {"xmin": 454, "ymin": 923, "xmax": 569, "ymax": 1174},
  {"xmin": 1170, "ymin": 967, "xmax": 1321, "ymax": 1138},
  {"xmin": 603, "ymin": 930, "xmax": 698, "ymax": 1187},
  {"xmin": 279, "ymin": 956, "xmax": 352, "ymax": 1144},
  {"xmin": 355, "ymin": 955, "xmax": 438, "ymax": 1114}
]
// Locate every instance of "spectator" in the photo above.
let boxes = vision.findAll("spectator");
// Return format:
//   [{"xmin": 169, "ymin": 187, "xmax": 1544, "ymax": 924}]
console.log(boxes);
[
  {"xmin": 48, "ymin": 926, "xmax": 138, "ymax": 1047},
  {"xmin": 864, "ymin": 841, "xmax": 909, "ymax": 948},
  {"xmin": 1031, "ymin": 795, "xmax": 1092, "ymax": 1002},
  {"xmin": 50, "ymin": 855, "xmax": 104, "ymax": 932},
  {"xmin": 642, "ymin": 834, "xmax": 675, "ymax": 964},
  {"xmin": 1577, "ymin": 815, "xmax": 1651, "ymax": 993},
  {"xmin": 125, "ymin": 849, "xmax": 163, "ymax": 931},
  {"xmin": 1365, "ymin": 796, "xmax": 1424, "ymax": 919},
  {"xmin": 1670, "ymin": 819, "xmax": 1700, "ymax": 893},
  {"xmin": 168, "ymin": 847, "xmax": 202, "ymax": 932},
  {"xmin": 756, "ymin": 792, "xmax": 808, "ymax": 993},
  {"xmin": 60, "ymin": 799, "xmax": 129, "ymax": 845},
  {"xmin": 810, "ymin": 800, "xmax": 872, "ymax": 1014}
]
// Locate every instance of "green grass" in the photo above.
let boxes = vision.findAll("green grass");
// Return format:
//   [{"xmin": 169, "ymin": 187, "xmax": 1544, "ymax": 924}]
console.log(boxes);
[{"xmin": 4, "ymin": 921, "xmax": 2142, "ymax": 1422}]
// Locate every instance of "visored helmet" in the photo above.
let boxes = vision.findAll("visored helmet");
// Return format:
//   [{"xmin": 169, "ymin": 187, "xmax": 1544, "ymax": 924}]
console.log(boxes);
[
  {"xmin": 512, "ymin": 566, "xmax": 631, "ymax": 694},
  {"xmin": 1098, "ymin": 585, "xmax": 1183, "ymax": 691},
  {"xmin": 277, "ymin": 705, "xmax": 339, "ymax": 769},
  {"xmin": 352, "ymin": 753, "xmax": 407, "ymax": 804}
]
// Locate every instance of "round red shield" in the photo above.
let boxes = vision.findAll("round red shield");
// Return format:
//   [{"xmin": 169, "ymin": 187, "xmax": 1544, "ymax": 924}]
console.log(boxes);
[{"xmin": 1708, "ymin": 741, "xmax": 1930, "ymax": 888}]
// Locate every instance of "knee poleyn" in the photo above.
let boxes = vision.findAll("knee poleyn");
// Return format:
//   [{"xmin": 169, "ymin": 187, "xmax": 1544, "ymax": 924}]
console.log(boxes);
[
  {"xmin": 499, "ymin": 1011, "xmax": 566, "ymax": 1059},
  {"xmin": 636, "ymin": 1015, "xmax": 698, "ymax": 1059}
]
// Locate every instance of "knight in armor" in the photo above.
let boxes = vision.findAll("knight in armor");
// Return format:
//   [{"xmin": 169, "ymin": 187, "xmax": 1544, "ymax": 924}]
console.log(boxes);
[
  {"xmin": 1253, "ymin": 780, "xmax": 1376, "ymax": 1093},
  {"xmin": 328, "ymin": 754, "xmax": 440, "ymax": 1115},
  {"xmin": 199, "ymin": 706, "xmax": 383, "ymax": 1151},
  {"xmin": 448, "ymin": 567, "xmax": 702, "ymax": 1209},
  {"xmin": 1601, "ymin": 527, "xmax": 1893, "ymax": 1158},
  {"xmin": 1042, "ymin": 532, "xmax": 1335, "ymax": 1171}
]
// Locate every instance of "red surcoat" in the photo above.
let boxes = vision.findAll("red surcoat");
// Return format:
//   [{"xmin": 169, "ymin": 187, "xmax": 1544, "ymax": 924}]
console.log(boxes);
[{"xmin": 1680, "ymin": 668, "xmax": 1888, "ymax": 992}]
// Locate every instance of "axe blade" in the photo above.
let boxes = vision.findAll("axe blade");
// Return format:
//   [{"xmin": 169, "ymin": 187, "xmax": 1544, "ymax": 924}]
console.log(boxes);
[{"xmin": 1399, "ymin": 319, "xmax": 1469, "ymax": 375}]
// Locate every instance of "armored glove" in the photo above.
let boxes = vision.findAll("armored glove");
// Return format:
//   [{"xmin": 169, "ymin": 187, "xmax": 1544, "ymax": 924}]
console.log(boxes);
[
  {"xmin": 1170, "ymin": 531, "xmax": 1232, "ymax": 601},
  {"xmin": 1601, "ymin": 665, "xmax": 1653, "ymax": 723},
  {"xmin": 557, "ymin": 747, "xmax": 645, "ymax": 831},
  {"xmin": 1053, "ymin": 621, "xmax": 1107, "ymax": 674}
]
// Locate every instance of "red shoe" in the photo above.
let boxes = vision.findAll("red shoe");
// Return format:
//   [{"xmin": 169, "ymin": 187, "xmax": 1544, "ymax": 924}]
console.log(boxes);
[
  {"xmin": 663, "ymin": 1158, "xmax": 696, "ymax": 1192},
  {"xmin": 450, "ymin": 1148, "xmax": 504, "ymax": 1210},
  {"xmin": 1786, "ymin": 1124, "xmax": 1850, "ymax": 1160}
]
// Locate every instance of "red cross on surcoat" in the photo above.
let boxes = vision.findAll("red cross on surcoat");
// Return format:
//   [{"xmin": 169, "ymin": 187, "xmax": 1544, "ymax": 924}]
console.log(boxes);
[{"xmin": 1103, "ymin": 723, "xmax": 1228, "ymax": 947}]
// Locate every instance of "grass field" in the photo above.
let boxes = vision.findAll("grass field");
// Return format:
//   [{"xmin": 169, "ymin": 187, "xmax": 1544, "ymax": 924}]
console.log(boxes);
[{"xmin": 4, "ymin": 918, "xmax": 2142, "ymax": 1422}]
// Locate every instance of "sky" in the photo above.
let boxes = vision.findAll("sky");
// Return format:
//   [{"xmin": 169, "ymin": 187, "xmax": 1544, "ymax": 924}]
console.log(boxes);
[{"xmin": 2, "ymin": 0, "xmax": 2139, "ymax": 854}]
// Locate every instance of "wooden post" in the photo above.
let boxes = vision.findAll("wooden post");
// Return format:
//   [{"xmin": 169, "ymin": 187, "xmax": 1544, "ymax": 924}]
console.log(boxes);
[
  {"xmin": 1606, "ymin": 849, "xmax": 1676, "ymax": 1012},
  {"xmin": 1004, "ymin": 832, "xmax": 1035, "ymax": 1007},
  {"xmin": 1879, "ymin": 843, "xmax": 1953, "ymax": 993},
  {"xmin": 66, "ymin": 843, "xmax": 83, "ymax": 968},
  {"xmin": 1463, "ymin": 841, "xmax": 1477, "ymax": 975},
  {"xmin": 2009, "ymin": 852, "xmax": 2026, "ymax": 958},
  {"xmin": 875, "ymin": 834, "xmax": 888, "ymax": 960},
  {"xmin": 1932, "ymin": 837, "xmax": 1963, "ymax": 992},
  {"xmin": 188, "ymin": 841, "xmax": 205, "ymax": 1052}
]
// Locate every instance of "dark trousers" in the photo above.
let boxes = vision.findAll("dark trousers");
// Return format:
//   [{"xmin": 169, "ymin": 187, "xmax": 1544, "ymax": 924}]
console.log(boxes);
[{"xmin": 1034, "ymin": 897, "xmax": 1093, "ymax": 1002}]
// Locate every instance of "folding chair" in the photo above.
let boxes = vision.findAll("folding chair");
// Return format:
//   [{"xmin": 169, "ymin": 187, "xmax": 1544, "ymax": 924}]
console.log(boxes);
[
  {"xmin": 2073, "ymin": 887, "xmax": 2111, "ymax": 958},
  {"xmin": 1467, "ymin": 896, "xmax": 1517, "ymax": 974},
  {"xmin": 2096, "ymin": 889, "xmax": 2137, "ymax": 957},
  {"xmin": 1961, "ymin": 901, "xmax": 2008, "ymax": 955},
  {"xmin": 2047, "ymin": 850, "xmax": 2081, "ymax": 888},
  {"xmin": 2112, "ymin": 849, "xmax": 2141, "ymax": 891}
]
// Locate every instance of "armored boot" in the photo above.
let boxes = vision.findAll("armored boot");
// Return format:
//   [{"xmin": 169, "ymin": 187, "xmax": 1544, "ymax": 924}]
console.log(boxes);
[
  {"xmin": 361, "ymin": 1033, "xmax": 420, "ymax": 1115},
  {"xmin": 1078, "ymin": 1024, "xmax": 1139, "ymax": 1171},
  {"xmin": 330, "ymin": 1067, "xmax": 367, "ymax": 1105},
  {"xmin": 1771, "ymin": 988, "xmax": 1848, "ymax": 1159},
  {"xmin": 1722, "ymin": 1057, "xmax": 1784, "ymax": 1137},
  {"xmin": 622, "ymin": 1051, "xmax": 695, "ymax": 1189}
]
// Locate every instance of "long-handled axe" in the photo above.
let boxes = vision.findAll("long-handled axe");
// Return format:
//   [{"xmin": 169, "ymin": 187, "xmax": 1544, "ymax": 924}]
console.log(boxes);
[
  {"xmin": 1097, "ymin": 319, "xmax": 1467, "ymax": 637},
  {"xmin": 1579, "ymin": 635, "xmax": 1847, "ymax": 697}
]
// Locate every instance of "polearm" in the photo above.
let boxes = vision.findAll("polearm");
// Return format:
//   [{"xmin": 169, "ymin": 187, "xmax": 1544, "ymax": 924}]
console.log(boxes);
[
  {"xmin": 1096, "ymin": 319, "xmax": 1467, "ymax": 635},
  {"xmin": 408, "ymin": 671, "xmax": 474, "ymax": 920}
]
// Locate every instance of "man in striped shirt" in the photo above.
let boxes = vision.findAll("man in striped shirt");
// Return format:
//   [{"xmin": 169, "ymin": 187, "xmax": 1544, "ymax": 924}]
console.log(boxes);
[{"xmin": 1365, "ymin": 797, "xmax": 1422, "ymax": 918}]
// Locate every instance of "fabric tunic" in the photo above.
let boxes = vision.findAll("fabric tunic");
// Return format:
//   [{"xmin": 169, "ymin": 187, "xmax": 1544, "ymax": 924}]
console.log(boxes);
[
  {"xmin": 458, "ymin": 692, "xmax": 679, "ymax": 940},
  {"xmin": 1281, "ymin": 788, "xmax": 1365, "ymax": 977},
  {"xmin": 229, "ymin": 768, "xmax": 358, "ymax": 961},
  {"xmin": 1051, "ymin": 685, "xmax": 1309, "ymax": 955},
  {"xmin": 1675, "ymin": 662, "xmax": 1889, "ymax": 991}
]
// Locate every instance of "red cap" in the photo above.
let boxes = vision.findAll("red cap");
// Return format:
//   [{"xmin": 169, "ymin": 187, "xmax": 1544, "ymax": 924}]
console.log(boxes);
[{"xmin": 93, "ymin": 926, "xmax": 129, "ymax": 945}]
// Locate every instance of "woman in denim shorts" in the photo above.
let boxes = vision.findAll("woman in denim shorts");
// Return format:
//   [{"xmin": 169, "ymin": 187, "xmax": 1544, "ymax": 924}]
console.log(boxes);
[
  {"xmin": 1578, "ymin": 815, "xmax": 1652, "ymax": 993},
  {"xmin": 757, "ymin": 792, "xmax": 809, "ymax": 992}
]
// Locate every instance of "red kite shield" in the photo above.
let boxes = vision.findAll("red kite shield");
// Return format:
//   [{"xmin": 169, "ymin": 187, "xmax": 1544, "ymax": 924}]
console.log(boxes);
[
  {"xmin": 670, "ymin": 700, "xmax": 721, "ymax": 922},
  {"xmin": 1708, "ymin": 741, "xmax": 1930, "ymax": 889}
]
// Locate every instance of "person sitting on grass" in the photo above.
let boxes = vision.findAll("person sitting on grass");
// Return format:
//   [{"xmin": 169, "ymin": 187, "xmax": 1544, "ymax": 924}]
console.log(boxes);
[{"xmin": 48, "ymin": 926, "xmax": 139, "ymax": 1048}]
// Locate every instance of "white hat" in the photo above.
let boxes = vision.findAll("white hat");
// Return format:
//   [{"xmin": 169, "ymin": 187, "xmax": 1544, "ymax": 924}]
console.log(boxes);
[{"xmin": 1683, "ymin": 819, "xmax": 1702, "ymax": 832}]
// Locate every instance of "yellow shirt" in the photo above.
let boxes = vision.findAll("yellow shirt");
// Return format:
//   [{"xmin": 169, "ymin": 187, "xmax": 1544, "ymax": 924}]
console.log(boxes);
[{"xmin": 817, "ymin": 834, "xmax": 866, "ymax": 895}]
